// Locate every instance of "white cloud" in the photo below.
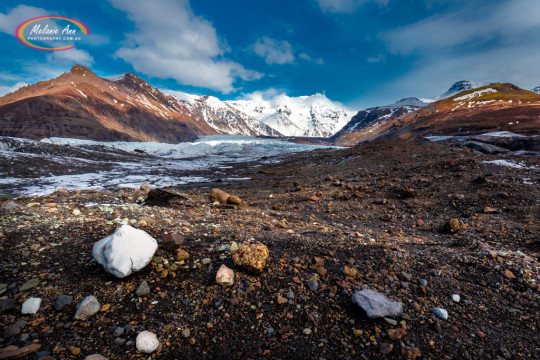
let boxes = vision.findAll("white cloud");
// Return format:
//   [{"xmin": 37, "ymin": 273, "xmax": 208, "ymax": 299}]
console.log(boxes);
[
  {"xmin": 253, "ymin": 37, "xmax": 295, "ymax": 65},
  {"xmin": 109, "ymin": 0, "xmax": 262, "ymax": 93},
  {"xmin": 0, "ymin": 5, "xmax": 49, "ymax": 34},
  {"xmin": 316, "ymin": 0, "xmax": 389, "ymax": 13},
  {"xmin": 299, "ymin": 53, "xmax": 324, "ymax": 65},
  {"xmin": 0, "ymin": 82, "xmax": 28, "ymax": 97},
  {"xmin": 46, "ymin": 49, "xmax": 94, "ymax": 66}
]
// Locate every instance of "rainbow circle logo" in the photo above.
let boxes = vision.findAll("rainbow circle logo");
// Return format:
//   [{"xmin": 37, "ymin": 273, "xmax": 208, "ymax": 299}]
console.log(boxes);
[{"xmin": 15, "ymin": 16, "xmax": 90, "ymax": 51}]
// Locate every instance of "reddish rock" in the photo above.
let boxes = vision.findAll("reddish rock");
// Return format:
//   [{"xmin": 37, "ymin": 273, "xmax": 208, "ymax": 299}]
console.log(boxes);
[
  {"xmin": 161, "ymin": 233, "xmax": 184, "ymax": 251},
  {"xmin": 442, "ymin": 218, "xmax": 460, "ymax": 234},
  {"xmin": 484, "ymin": 206, "xmax": 499, "ymax": 214},
  {"xmin": 210, "ymin": 188, "xmax": 230, "ymax": 204}
]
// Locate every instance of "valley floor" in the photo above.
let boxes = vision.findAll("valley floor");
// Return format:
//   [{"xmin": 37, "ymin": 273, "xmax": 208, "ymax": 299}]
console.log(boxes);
[{"xmin": 1, "ymin": 139, "xmax": 539, "ymax": 359}]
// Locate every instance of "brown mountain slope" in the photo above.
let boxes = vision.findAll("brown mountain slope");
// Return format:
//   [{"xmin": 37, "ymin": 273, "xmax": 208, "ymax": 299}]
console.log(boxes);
[{"xmin": 334, "ymin": 83, "xmax": 540, "ymax": 145}]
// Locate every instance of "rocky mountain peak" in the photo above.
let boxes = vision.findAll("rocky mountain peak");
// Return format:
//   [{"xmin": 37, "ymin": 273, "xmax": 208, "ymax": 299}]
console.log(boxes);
[{"xmin": 69, "ymin": 64, "xmax": 96, "ymax": 77}]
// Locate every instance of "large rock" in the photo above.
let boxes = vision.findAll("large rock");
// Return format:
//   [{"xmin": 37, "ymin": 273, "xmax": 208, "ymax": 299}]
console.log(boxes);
[
  {"xmin": 0, "ymin": 299, "xmax": 18, "ymax": 314},
  {"xmin": 210, "ymin": 188, "xmax": 230, "ymax": 204},
  {"xmin": 161, "ymin": 233, "xmax": 184, "ymax": 252},
  {"xmin": 216, "ymin": 264, "xmax": 235, "ymax": 287},
  {"xmin": 93, "ymin": 225, "xmax": 158, "ymax": 278},
  {"xmin": 146, "ymin": 188, "xmax": 190, "ymax": 207},
  {"xmin": 136, "ymin": 331, "xmax": 160, "ymax": 353},
  {"xmin": 74, "ymin": 295, "xmax": 101, "ymax": 320},
  {"xmin": 54, "ymin": 295, "xmax": 73, "ymax": 311},
  {"xmin": 232, "ymin": 242, "xmax": 269, "ymax": 272},
  {"xmin": 352, "ymin": 289, "xmax": 403, "ymax": 319}
]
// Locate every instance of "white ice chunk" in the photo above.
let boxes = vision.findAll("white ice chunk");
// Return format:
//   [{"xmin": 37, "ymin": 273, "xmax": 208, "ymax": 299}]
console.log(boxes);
[{"xmin": 92, "ymin": 225, "xmax": 158, "ymax": 278}]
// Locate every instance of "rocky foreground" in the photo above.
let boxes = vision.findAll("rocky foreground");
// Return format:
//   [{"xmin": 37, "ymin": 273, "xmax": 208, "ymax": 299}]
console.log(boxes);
[{"xmin": 0, "ymin": 139, "xmax": 539, "ymax": 359}]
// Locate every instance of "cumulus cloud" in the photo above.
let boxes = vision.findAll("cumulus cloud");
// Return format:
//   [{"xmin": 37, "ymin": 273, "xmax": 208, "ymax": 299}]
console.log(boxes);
[
  {"xmin": 253, "ymin": 37, "xmax": 295, "ymax": 65},
  {"xmin": 109, "ymin": 0, "xmax": 262, "ymax": 93},
  {"xmin": 316, "ymin": 0, "xmax": 389, "ymax": 13},
  {"xmin": 0, "ymin": 5, "xmax": 50, "ymax": 34},
  {"xmin": 372, "ymin": 0, "xmax": 540, "ymax": 103},
  {"xmin": 47, "ymin": 49, "xmax": 94, "ymax": 66}
]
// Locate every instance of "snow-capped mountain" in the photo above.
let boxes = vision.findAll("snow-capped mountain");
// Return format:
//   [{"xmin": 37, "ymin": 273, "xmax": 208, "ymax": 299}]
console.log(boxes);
[
  {"xmin": 226, "ymin": 93, "xmax": 352, "ymax": 137},
  {"xmin": 437, "ymin": 80, "xmax": 480, "ymax": 99},
  {"xmin": 164, "ymin": 91, "xmax": 281, "ymax": 137}
]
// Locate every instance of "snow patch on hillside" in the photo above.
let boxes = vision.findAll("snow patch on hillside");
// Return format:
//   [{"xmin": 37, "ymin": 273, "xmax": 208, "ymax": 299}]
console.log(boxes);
[{"xmin": 454, "ymin": 88, "xmax": 497, "ymax": 102}]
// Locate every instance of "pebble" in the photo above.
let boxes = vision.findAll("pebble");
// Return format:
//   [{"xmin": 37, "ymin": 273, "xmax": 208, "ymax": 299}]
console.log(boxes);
[
  {"xmin": 432, "ymin": 307, "xmax": 448, "ymax": 320},
  {"xmin": 380, "ymin": 343, "xmax": 393, "ymax": 355},
  {"xmin": 161, "ymin": 233, "xmax": 184, "ymax": 251},
  {"xmin": 3, "ymin": 320, "xmax": 27, "ymax": 339},
  {"xmin": 216, "ymin": 264, "xmax": 235, "ymax": 287},
  {"xmin": 136, "ymin": 280, "xmax": 151, "ymax": 296},
  {"xmin": 74, "ymin": 295, "xmax": 101, "ymax": 320},
  {"xmin": 307, "ymin": 280, "xmax": 319, "ymax": 291},
  {"xmin": 136, "ymin": 331, "xmax": 160, "ymax": 353},
  {"xmin": 72, "ymin": 209, "xmax": 81, "ymax": 215},
  {"xmin": 451, "ymin": 294, "xmax": 461, "ymax": 302},
  {"xmin": 232, "ymin": 242, "xmax": 269, "ymax": 272},
  {"xmin": 181, "ymin": 328, "xmax": 191, "ymax": 338},
  {"xmin": 442, "ymin": 218, "xmax": 460, "ymax": 234},
  {"xmin": 230, "ymin": 241, "xmax": 239, "ymax": 253},
  {"xmin": 0, "ymin": 298, "xmax": 18, "ymax": 314},
  {"xmin": 352, "ymin": 289, "xmax": 403, "ymax": 319},
  {"xmin": 285, "ymin": 291, "xmax": 295, "ymax": 299},
  {"xmin": 19, "ymin": 278, "xmax": 40, "ymax": 292},
  {"xmin": 201, "ymin": 258, "xmax": 212, "ymax": 265},
  {"xmin": 302, "ymin": 328, "xmax": 312, "ymax": 335},
  {"xmin": 114, "ymin": 327, "xmax": 125, "ymax": 337},
  {"xmin": 54, "ymin": 295, "xmax": 73, "ymax": 311},
  {"xmin": 418, "ymin": 279, "xmax": 428, "ymax": 286},
  {"xmin": 85, "ymin": 355, "xmax": 107, "ymax": 360},
  {"xmin": 21, "ymin": 297, "xmax": 42, "ymax": 314}
]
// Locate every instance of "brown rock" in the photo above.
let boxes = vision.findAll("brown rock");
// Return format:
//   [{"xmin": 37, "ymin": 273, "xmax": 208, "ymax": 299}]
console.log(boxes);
[
  {"xmin": 442, "ymin": 218, "xmax": 460, "ymax": 234},
  {"xmin": 503, "ymin": 269, "xmax": 516, "ymax": 279},
  {"xmin": 380, "ymin": 343, "xmax": 393, "ymax": 355},
  {"xmin": 484, "ymin": 206, "xmax": 498, "ymax": 214},
  {"xmin": 343, "ymin": 265, "xmax": 358, "ymax": 277},
  {"xmin": 401, "ymin": 346, "xmax": 421, "ymax": 359},
  {"xmin": 0, "ymin": 343, "xmax": 41, "ymax": 359},
  {"xmin": 210, "ymin": 188, "xmax": 230, "ymax": 204},
  {"xmin": 387, "ymin": 328, "xmax": 402, "ymax": 341},
  {"xmin": 176, "ymin": 249, "xmax": 190, "ymax": 261},
  {"xmin": 277, "ymin": 295, "xmax": 287, "ymax": 304},
  {"xmin": 57, "ymin": 188, "xmax": 70, "ymax": 197},
  {"xmin": 316, "ymin": 266, "xmax": 327, "ymax": 277},
  {"xmin": 161, "ymin": 233, "xmax": 184, "ymax": 251},
  {"xmin": 227, "ymin": 195, "xmax": 243, "ymax": 206},
  {"xmin": 232, "ymin": 242, "xmax": 269, "ymax": 272},
  {"xmin": 146, "ymin": 188, "xmax": 190, "ymax": 206}
]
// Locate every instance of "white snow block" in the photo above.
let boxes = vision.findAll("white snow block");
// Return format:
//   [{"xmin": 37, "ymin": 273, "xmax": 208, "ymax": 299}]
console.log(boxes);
[{"xmin": 92, "ymin": 225, "xmax": 158, "ymax": 278}]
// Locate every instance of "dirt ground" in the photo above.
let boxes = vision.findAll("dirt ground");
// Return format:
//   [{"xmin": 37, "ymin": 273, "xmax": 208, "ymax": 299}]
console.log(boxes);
[{"xmin": 1, "ymin": 139, "xmax": 539, "ymax": 359}]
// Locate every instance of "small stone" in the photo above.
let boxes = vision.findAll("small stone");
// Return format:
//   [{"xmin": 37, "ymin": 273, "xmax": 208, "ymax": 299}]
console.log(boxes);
[
  {"xmin": 136, "ymin": 331, "xmax": 160, "ymax": 354},
  {"xmin": 72, "ymin": 208, "xmax": 81, "ymax": 215},
  {"xmin": 0, "ymin": 298, "xmax": 18, "ymax": 314},
  {"xmin": 401, "ymin": 346, "xmax": 421, "ymax": 359},
  {"xmin": 216, "ymin": 264, "xmax": 235, "ymax": 287},
  {"xmin": 140, "ymin": 184, "xmax": 151, "ymax": 191},
  {"xmin": 450, "ymin": 294, "xmax": 461, "ymax": 302},
  {"xmin": 284, "ymin": 291, "xmax": 295, "ymax": 299},
  {"xmin": 176, "ymin": 249, "xmax": 190, "ymax": 261},
  {"xmin": 57, "ymin": 187, "xmax": 70, "ymax": 197},
  {"xmin": 277, "ymin": 295, "xmax": 287, "ymax": 304},
  {"xmin": 484, "ymin": 206, "xmax": 498, "ymax": 214},
  {"xmin": 3, "ymin": 320, "xmax": 27, "ymax": 339},
  {"xmin": 71, "ymin": 347, "xmax": 81, "ymax": 356},
  {"xmin": 343, "ymin": 265, "xmax": 358, "ymax": 277},
  {"xmin": 232, "ymin": 242, "xmax": 269, "ymax": 272},
  {"xmin": 19, "ymin": 278, "xmax": 40, "ymax": 292},
  {"xmin": 161, "ymin": 233, "xmax": 184, "ymax": 251},
  {"xmin": 302, "ymin": 328, "xmax": 312, "ymax": 335},
  {"xmin": 201, "ymin": 258, "xmax": 211, "ymax": 265},
  {"xmin": 54, "ymin": 295, "xmax": 73, "ymax": 311},
  {"xmin": 503, "ymin": 269, "xmax": 516, "ymax": 279},
  {"xmin": 307, "ymin": 280, "xmax": 319, "ymax": 291},
  {"xmin": 442, "ymin": 218, "xmax": 460, "ymax": 234},
  {"xmin": 316, "ymin": 266, "xmax": 327, "ymax": 277},
  {"xmin": 352, "ymin": 289, "xmax": 403, "ymax": 319},
  {"xmin": 230, "ymin": 242, "xmax": 239, "ymax": 253},
  {"xmin": 380, "ymin": 343, "xmax": 393, "ymax": 355},
  {"xmin": 74, "ymin": 295, "xmax": 101, "ymax": 320},
  {"xmin": 476, "ymin": 330, "xmax": 486, "ymax": 338},
  {"xmin": 210, "ymin": 188, "xmax": 230, "ymax": 204},
  {"xmin": 387, "ymin": 328, "xmax": 402, "ymax": 340},
  {"xmin": 418, "ymin": 279, "xmax": 428, "ymax": 287},
  {"xmin": 136, "ymin": 280, "xmax": 150, "ymax": 296},
  {"xmin": 1, "ymin": 199, "xmax": 19, "ymax": 210},
  {"xmin": 353, "ymin": 329, "xmax": 363, "ymax": 337},
  {"xmin": 400, "ymin": 272, "xmax": 413, "ymax": 282},
  {"xmin": 21, "ymin": 297, "xmax": 42, "ymax": 314},
  {"xmin": 181, "ymin": 328, "xmax": 190, "ymax": 338},
  {"xmin": 432, "ymin": 307, "xmax": 448, "ymax": 320},
  {"xmin": 85, "ymin": 355, "xmax": 107, "ymax": 360},
  {"xmin": 0, "ymin": 344, "xmax": 41, "ymax": 358},
  {"xmin": 384, "ymin": 318, "xmax": 398, "ymax": 326},
  {"xmin": 114, "ymin": 327, "xmax": 125, "ymax": 337}
]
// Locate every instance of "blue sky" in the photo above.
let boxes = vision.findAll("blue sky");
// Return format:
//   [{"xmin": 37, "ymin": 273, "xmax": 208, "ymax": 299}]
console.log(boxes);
[{"xmin": 1, "ymin": 0, "xmax": 540, "ymax": 109}]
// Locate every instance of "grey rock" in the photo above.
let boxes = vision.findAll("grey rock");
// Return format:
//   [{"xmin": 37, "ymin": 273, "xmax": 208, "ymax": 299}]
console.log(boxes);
[
  {"xmin": 352, "ymin": 289, "xmax": 403, "ymax": 319},
  {"xmin": 307, "ymin": 280, "xmax": 319, "ymax": 291},
  {"xmin": 136, "ymin": 280, "xmax": 150, "ymax": 296},
  {"xmin": 114, "ymin": 327, "xmax": 125, "ymax": 337},
  {"xmin": 19, "ymin": 278, "xmax": 39, "ymax": 292},
  {"xmin": 285, "ymin": 291, "xmax": 294, "ymax": 299},
  {"xmin": 136, "ymin": 330, "xmax": 160, "ymax": 353},
  {"xmin": 74, "ymin": 295, "xmax": 101, "ymax": 320},
  {"xmin": 85, "ymin": 354, "xmax": 107, "ymax": 360},
  {"xmin": 21, "ymin": 297, "xmax": 42, "ymax": 314},
  {"xmin": 181, "ymin": 328, "xmax": 190, "ymax": 338},
  {"xmin": 418, "ymin": 279, "xmax": 428, "ymax": 287},
  {"xmin": 3, "ymin": 320, "xmax": 27, "ymax": 339},
  {"xmin": 0, "ymin": 298, "xmax": 18, "ymax": 314},
  {"xmin": 1, "ymin": 200, "xmax": 19, "ymax": 210},
  {"xmin": 303, "ymin": 328, "xmax": 312, "ymax": 335},
  {"xmin": 450, "ymin": 294, "xmax": 461, "ymax": 303},
  {"xmin": 54, "ymin": 295, "xmax": 73, "ymax": 311},
  {"xmin": 432, "ymin": 307, "xmax": 449, "ymax": 320}
]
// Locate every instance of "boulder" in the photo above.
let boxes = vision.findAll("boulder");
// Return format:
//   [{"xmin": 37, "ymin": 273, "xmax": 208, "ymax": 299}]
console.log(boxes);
[
  {"xmin": 227, "ymin": 195, "xmax": 243, "ymax": 206},
  {"xmin": 145, "ymin": 187, "xmax": 190, "ymax": 206},
  {"xmin": 216, "ymin": 264, "xmax": 235, "ymax": 287},
  {"xmin": 93, "ymin": 225, "xmax": 158, "ymax": 278},
  {"xmin": 232, "ymin": 242, "xmax": 269, "ymax": 272},
  {"xmin": 352, "ymin": 289, "xmax": 403, "ymax": 319}
]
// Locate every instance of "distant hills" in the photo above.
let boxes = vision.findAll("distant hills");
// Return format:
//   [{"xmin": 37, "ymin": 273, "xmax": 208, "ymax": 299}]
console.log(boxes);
[{"xmin": 0, "ymin": 65, "xmax": 538, "ymax": 144}]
